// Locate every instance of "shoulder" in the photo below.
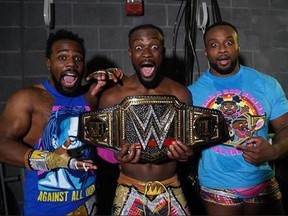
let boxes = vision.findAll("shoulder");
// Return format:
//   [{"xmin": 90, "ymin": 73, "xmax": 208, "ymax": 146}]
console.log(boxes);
[
  {"xmin": 163, "ymin": 77, "xmax": 192, "ymax": 105},
  {"xmin": 98, "ymin": 82, "xmax": 127, "ymax": 108},
  {"xmin": 3, "ymin": 85, "xmax": 53, "ymax": 124},
  {"xmin": 241, "ymin": 65, "xmax": 280, "ymax": 86},
  {"xmin": 8, "ymin": 84, "xmax": 45, "ymax": 100},
  {"xmin": 187, "ymin": 71, "xmax": 210, "ymax": 89},
  {"xmin": 162, "ymin": 77, "xmax": 184, "ymax": 88},
  {"xmin": 6, "ymin": 84, "xmax": 52, "ymax": 109},
  {"xmin": 241, "ymin": 65, "xmax": 270, "ymax": 79}
]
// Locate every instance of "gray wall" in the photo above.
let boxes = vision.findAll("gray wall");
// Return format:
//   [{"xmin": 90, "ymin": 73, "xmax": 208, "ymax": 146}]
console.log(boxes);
[{"xmin": 1, "ymin": 0, "xmax": 288, "ymax": 213}]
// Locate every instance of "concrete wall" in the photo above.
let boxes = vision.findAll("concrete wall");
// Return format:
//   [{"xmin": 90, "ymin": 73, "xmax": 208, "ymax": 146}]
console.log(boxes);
[{"xmin": 1, "ymin": 0, "xmax": 288, "ymax": 214}]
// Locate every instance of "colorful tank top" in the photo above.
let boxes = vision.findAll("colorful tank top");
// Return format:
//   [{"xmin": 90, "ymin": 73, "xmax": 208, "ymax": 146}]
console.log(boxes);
[{"xmin": 23, "ymin": 81, "xmax": 96, "ymax": 215}]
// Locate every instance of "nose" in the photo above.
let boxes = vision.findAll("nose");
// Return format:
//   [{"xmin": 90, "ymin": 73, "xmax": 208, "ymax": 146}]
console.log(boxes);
[
  {"xmin": 142, "ymin": 47, "xmax": 152, "ymax": 59},
  {"xmin": 66, "ymin": 57, "xmax": 77, "ymax": 69},
  {"xmin": 218, "ymin": 43, "xmax": 227, "ymax": 53}
]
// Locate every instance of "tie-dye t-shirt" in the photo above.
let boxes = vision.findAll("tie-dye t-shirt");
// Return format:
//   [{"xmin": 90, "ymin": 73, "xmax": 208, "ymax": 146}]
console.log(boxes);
[
  {"xmin": 23, "ymin": 81, "xmax": 96, "ymax": 215},
  {"xmin": 187, "ymin": 65, "xmax": 288, "ymax": 189}
]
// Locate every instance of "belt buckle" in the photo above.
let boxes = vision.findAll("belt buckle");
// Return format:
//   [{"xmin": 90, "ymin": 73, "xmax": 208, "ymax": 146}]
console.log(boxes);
[{"xmin": 145, "ymin": 181, "xmax": 166, "ymax": 196}]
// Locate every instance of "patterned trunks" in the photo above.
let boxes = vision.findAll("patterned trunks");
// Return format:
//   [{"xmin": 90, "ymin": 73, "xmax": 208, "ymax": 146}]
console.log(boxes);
[
  {"xmin": 112, "ymin": 173, "xmax": 190, "ymax": 215},
  {"xmin": 200, "ymin": 177, "xmax": 282, "ymax": 206}
]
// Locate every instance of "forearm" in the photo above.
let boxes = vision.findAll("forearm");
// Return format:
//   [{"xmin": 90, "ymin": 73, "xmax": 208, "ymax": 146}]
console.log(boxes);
[
  {"xmin": 24, "ymin": 149, "xmax": 77, "ymax": 171},
  {"xmin": 273, "ymin": 126, "xmax": 288, "ymax": 159},
  {"xmin": 0, "ymin": 138, "xmax": 30, "ymax": 167},
  {"xmin": 0, "ymin": 138, "xmax": 78, "ymax": 171}
]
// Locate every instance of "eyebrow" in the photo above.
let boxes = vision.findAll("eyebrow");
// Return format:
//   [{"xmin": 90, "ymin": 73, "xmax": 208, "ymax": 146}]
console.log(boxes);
[
  {"xmin": 55, "ymin": 49, "xmax": 84, "ymax": 55},
  {"xmin": 207, "ymin": 35, "xmax": 235, "ymax": 42}
]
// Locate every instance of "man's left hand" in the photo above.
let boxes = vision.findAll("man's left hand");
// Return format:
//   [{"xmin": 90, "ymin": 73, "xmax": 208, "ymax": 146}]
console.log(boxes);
[
  {"xmin": 236, "ymin": 136, "xmax": 278, "ymax": 165},
  {"xmin": 167, "ymin": 139, "xmax": 193, "ymax": 161},
  {"xmin": 87, "ymin": 68, "xmax": 124, "ymax": 96}
]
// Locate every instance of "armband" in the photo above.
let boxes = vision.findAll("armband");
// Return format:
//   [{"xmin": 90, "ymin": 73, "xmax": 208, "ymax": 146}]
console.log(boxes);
[
  {"xmin": 25, "ymin": 149, "xmax": 71, "ymax": 171},
  {"xmin": 97, "ymin": 147, "xmax": 119, "ymax": 164}
]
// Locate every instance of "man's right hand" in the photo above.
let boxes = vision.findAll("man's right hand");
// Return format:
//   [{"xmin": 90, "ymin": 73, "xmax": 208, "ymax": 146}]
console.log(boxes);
[
  {"xmin": 87, "ymin": 68, "xmax": 124, "ymax": 96},
  {"xmin": 24, "ymin": 138, "xmax": 97, "ymax": 171},
  {"xmin": 115, "ymin": 144, "xmax": 141, "ymax": 164}
]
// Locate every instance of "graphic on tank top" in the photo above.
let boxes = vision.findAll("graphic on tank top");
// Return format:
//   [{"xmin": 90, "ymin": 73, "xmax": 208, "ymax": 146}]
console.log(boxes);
[
  {"xmin": 35, "ymin": 105, "xmax": 96, "ymax": 202},
  {"xmin": 202, "ymin": 89, "xmax": 265, "ymax": 153}
]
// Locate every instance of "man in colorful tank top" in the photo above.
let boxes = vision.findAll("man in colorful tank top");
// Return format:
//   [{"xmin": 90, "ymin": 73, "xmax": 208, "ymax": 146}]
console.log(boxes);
[{"xmin": 0, "ymin": 29, "xmax": 122, "ymax": 215}]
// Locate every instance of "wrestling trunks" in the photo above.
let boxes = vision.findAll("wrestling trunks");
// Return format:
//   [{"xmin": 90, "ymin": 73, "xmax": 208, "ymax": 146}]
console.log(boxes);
[
  {"xmin": 78, "ymin": 95, "xmax": 229, "ymax": 163},
  {"xmin": 200, "ymin": 177, "xmax": 282, "ymax": 206},
  {"xmin": 118, "ymin": 173, "xmax": 180, "ymax": 197},
  {"xmin": 113, "ymin": 173, "xmax": 191, "ymax": 216}
]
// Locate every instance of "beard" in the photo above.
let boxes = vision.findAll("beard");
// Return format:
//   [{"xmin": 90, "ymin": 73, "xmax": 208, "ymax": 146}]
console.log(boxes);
[
  {"xmin": 135, "ymin": 67, "xmax": 163, "ymax": 89},
  {"xmin": 51, "ymin": 73, "xmax": 83, "ymax": 97},
  {"xmin": 209, "ymin": 58, "xmax": 238, "ymax": 75}
]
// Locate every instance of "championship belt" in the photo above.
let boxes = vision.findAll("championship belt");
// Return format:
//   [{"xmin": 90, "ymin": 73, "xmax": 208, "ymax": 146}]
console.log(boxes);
[{"xmin": 78, "ymin": 95, "xmax": 230, "ymax": 163}]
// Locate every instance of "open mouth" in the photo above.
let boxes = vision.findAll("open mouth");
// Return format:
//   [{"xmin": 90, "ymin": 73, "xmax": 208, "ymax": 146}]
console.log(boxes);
[
  {"xmin": 217, "ymin": 56, "xmax": 230, "ymax": 66},
  {"xmin": 61, "ymin": 71, "xmax": 79, "ymax": 88},
  {"xmin": 140, "ymin": 62, "xmax": 155, "ymax": 78}
]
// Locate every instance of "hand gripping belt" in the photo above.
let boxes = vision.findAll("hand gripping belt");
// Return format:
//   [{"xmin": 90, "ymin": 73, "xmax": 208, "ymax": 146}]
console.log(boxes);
[{"xmin": 78, "ymin": 95, "xmax": 230, "ymax": 163}]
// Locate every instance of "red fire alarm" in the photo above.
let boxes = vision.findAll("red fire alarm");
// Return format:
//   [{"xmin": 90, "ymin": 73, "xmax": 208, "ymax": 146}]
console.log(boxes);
[{"xmin": 126, "ymin": 0, "xmax": 144, "ymax": 16}]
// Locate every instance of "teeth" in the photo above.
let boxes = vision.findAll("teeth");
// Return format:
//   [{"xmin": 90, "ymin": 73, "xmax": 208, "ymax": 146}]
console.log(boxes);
[{"xmin": 65, "ymin": 71, "xmax": 76, "ymax": 76}]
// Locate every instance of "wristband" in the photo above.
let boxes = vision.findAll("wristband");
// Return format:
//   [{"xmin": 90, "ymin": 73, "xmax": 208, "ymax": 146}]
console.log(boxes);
[
  {"xmin": 25, "ymin": 149, "xmax": 50, "ymax": 171},
  {"xmin": 46, "ymin": 151, "xmax": 70, "ymax": 170},
  {"xmin": 25, "ymin": 149, "xmax": 71, "ymax": 171},
  {"xmin": 24, "ymin": 149, "xmax": 34, "ymax": 170}
]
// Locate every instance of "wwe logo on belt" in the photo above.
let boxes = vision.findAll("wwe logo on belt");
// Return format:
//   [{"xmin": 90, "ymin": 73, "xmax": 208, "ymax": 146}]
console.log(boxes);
[{"xmin": 126, "ymin": 104, "xmax": 176, "ymax": 150}]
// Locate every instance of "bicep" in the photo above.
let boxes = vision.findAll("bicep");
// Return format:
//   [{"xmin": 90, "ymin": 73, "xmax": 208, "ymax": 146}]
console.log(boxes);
[
  {"xmin": 270, "ymin": 113, "xmax": 288, "ymax": 134},
  {"xmin": 0, "ymin": 92, "xmax": 32, "ymax": 140},
  {"xmin": 98, "ymin": 88, "xmax": 122, "ymax": 109},
  {"xmin": 175, "ymin": 88, "xmax": 193, "ymax": 106},
  {"xmin": 98, "ymin": 94, "xmax": 115, "ymax": 109}
]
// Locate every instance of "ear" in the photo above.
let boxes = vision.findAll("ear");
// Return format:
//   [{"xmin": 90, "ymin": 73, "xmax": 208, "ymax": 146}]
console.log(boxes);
[
  {"xmin": 204, "ymin": 49, "xmax": 207, "ymax": 57},
  {"xmin": 128, "ymin": 48, "xmax": 132, "ymax": 57},
  {"xmin": 46, "ymin": 58, "xmax": 51, "ymax": 70}
]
